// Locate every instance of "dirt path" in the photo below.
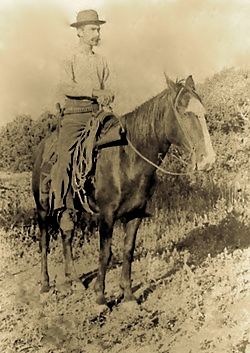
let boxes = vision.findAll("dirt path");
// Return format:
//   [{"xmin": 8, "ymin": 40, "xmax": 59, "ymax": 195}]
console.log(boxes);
[{"xmin": 0, "ymin": 221, "xmax": 249, "ymax": 353}]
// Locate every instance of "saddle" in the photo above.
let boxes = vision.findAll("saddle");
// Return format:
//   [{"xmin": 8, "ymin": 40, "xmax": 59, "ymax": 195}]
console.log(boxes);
[{"xmin": 70, "ymin": 110, "xmax": 127, "ymax": 212}]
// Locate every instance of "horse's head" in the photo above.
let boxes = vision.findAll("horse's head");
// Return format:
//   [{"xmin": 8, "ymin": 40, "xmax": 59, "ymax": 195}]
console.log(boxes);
[{"xmin": 164, "ymin": 74, "xmax": 216, "ymax": 171}]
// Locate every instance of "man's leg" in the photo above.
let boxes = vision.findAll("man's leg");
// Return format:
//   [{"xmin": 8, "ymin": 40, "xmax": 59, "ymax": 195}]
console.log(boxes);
[{"xmin": 50, "ymin": 110, "xmax": 91, "ymax": 211}]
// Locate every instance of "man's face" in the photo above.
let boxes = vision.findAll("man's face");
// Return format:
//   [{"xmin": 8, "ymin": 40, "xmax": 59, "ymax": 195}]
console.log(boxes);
[{"xmin": 77, "ymin": 24, "xmax": 101, "ymax": 46}]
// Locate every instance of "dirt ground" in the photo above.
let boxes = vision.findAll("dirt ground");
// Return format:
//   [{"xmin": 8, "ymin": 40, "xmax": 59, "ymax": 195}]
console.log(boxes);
[{"xmin": 0, "ymin": 212, "xmax": 249, "ymax": 353}]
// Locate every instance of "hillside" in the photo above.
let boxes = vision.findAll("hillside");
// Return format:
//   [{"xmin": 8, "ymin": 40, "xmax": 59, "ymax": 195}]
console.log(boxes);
[{"xmin": 0, "ymin": 67, "xmax": 249, "ymax": 353}]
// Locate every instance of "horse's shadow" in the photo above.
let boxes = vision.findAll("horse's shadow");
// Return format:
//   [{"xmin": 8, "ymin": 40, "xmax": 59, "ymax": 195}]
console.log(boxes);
[
  {"xmin": 137, "ymin": 213, "xmax": 250, "ymax": 303},
  {"xmin": 175, "ymin": 213, "xmax": 250, "ymax": 264},
  {"xmin": 79, "ymin": 213, "xmax": 250, "ymax": 307}
]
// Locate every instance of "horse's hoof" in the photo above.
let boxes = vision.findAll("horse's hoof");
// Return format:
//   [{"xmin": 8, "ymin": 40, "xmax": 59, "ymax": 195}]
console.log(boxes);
[
  {"xmin": 57, "ymin": 282, "xmax": 73, "ymax": 297},
  {"xmin": 72, "ymin": 280, "xmax": 85, "ymax": 291},
  {"xmin": 121, "ymin": 300, "xmax": 140, "ymax": 313},
  {"xmin": 40, "ymin": 284, "xmax": 50, "ymax": 293},
  {"xmin": 65, "ymin": 277, "xmax": 73, "ymax": 286},
  {"xmin": 88, "ymin": 303, "xmax": 109, "ymax": 322},
  {"xmin": 96, "ymin": 294, "xmax": 107, "ymax": 306},
  {"xmin": 124, "ymin": 293, "xmax": 137, "ymax": 303}
]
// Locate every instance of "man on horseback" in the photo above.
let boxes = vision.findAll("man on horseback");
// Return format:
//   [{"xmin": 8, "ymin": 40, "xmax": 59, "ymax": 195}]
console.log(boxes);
[{"xmin": 51, "ymin": 9, "xmax": 114, "ymax": 212}]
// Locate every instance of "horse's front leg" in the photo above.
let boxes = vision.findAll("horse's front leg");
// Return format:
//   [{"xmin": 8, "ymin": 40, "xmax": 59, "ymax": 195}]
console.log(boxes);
[
  {"xmin": 38, "ymin": 210, "xmax": 50, "ymax": 293},
  {"xmin": 94, "ymin": 214, "xmax": 114, "ymax": 305},
  {"xmin": 60, "ymin": 209, "xmax": 77, "ymax": 284},
  {"xmin": 120, "ymin": 217, "xmax": 142, "ymax": 301}
]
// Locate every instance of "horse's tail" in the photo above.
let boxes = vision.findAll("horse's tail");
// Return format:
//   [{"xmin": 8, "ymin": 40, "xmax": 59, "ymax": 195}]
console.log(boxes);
[
  {"xmin": 32, "ymin": 138, "xmax": 46, "ymax": 208},
  {"xmin": 32, "ymin": 132, "xmax": 60, "ymax": 237}
]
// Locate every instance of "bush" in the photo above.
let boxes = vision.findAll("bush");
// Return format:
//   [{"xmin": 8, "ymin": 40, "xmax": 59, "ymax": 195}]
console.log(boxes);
[
  {"xmin": 198, "ymin": 67, "xmax": 250, "ymax": 134},
  {"xmin": 197, "ymin": 67, "xmax": 250, "ymax": 188},
  {"xmin": 0, "ymin": 112, "xmax": 57, "ymax": 172}
]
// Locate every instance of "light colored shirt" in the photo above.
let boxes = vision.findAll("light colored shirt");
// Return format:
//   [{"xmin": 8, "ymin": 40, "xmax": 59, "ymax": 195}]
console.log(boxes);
[{"xmin": 58, "ymin": 47, "xmax": 110, "ymax": 98}]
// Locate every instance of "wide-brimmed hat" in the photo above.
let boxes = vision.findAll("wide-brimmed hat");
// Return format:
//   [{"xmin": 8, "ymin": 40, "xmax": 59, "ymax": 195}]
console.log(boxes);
[{"xmin": 70, "ymin": 9, "xmax": 106, "ymax": 28}]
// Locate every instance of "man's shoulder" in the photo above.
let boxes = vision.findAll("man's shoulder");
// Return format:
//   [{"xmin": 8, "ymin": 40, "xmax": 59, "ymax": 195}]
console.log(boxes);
[
  {"xmin": 59, "ymin": 44, "xmax": 77, "ymax": 66},
  {"xmin": 67, "ymin": 44, "xmax": 79, "ymax": 60}
]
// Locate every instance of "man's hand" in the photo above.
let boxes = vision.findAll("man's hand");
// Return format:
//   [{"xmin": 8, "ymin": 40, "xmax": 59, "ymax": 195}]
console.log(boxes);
[{"xmin": 92, "ymin": 88, "xmax": 115, "ymax": 107}]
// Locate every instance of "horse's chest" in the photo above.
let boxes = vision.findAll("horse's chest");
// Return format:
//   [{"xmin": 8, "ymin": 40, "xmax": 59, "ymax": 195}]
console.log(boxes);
[{"xmin": 120, "ymin": 175, "xmax": 152, "ymax": 209}]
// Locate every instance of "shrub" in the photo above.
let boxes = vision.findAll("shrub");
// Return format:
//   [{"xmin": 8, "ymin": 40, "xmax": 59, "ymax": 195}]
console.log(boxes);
[{"xmin": 0, "ymin": 112, "xmax": 57, "ymax": 172}]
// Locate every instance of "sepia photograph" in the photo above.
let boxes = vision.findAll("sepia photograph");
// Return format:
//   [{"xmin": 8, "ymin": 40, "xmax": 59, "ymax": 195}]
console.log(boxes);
[{"xmin": 0, "ymin": 0, "xmax": 249, "ymax": 352}]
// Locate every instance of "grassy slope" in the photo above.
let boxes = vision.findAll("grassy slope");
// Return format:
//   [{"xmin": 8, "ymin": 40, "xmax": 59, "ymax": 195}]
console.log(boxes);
[
  {"xmin": 0, "ymin": 67, "xmax": 250, "ymax": 352},
  {"xmin": 0, "ymin": 169, "xmax": 249, "ymax": 353}
]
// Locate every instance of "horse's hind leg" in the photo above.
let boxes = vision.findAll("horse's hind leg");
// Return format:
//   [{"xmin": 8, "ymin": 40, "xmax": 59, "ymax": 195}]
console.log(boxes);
[
  {"xmin": 120, "ymin": 217, "xmax": 142, "ymax": 302},
  {"xmin": 38, "ymin": 210, "xmax": 50, "ymax": 293},
  {"xmin": 60, "ymin": 209, "xmax": 77, "ymax": 284},
  {"xmin": 94, "ymin": 214, "xmax": 114, "ymax": 305}
]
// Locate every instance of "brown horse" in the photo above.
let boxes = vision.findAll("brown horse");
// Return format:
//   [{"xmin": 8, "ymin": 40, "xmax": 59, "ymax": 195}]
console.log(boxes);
[{"xmin": 32, "ymin": 75, "xmax": 215, "ymax": 304}]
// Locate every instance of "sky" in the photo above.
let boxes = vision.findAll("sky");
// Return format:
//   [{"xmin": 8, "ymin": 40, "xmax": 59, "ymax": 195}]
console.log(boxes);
[{"xmin": 0, "ymin": 0, "xmax": 250, "ymax": 126}]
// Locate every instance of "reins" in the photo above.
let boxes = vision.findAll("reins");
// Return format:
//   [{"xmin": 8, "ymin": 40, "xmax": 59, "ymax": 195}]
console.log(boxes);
[
  {"xmin": 124, "ymin": 135, "xmax": 192, "ymax": 176},
  {"xmin": 116, "ymin": 88, "xmax": 197, "ymax": 176}
]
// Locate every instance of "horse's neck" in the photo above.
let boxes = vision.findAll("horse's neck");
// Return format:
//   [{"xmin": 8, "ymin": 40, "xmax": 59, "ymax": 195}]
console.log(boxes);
[{"xmin": 123, "ymin": 92, "xmax": 171, "ymax": 163}]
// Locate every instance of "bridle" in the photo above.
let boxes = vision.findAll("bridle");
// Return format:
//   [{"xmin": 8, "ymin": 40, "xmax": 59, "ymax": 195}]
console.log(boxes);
[
  {"xmin": 171, "ymin": 85, "xmax": 198, "ymax": 160},
  {"xmin": 117, "ymin": 85, "xmax": 199, "ymax": 176}
]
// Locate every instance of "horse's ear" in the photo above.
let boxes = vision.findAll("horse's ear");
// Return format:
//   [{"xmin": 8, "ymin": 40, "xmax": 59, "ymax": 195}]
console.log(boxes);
[
  {"xmin": 164, "ymin": 72, "xmax": 176, "ymax": 91},
  {"xmin": 185, "ymin": 75, "xmax": 196, "ymax": 90}
]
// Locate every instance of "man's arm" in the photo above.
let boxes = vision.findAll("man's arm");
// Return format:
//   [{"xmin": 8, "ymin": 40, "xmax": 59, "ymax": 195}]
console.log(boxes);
[
  {"xmin": 56, "ymin": 57, "xmax": 77, "ymax": 102},
  {"xmin": 94, "ymin": 56, "xmax": 114, "ymax": 108}
]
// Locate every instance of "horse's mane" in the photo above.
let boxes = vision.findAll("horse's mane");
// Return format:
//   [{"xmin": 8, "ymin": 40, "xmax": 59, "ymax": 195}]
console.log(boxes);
[
  {"xmin": 122, "ymin": 79, "xmax": 184, "ymax": 141},
  {"xmin": 122, "ymin": 89, "xmax": 169, "ymax": 141}
]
